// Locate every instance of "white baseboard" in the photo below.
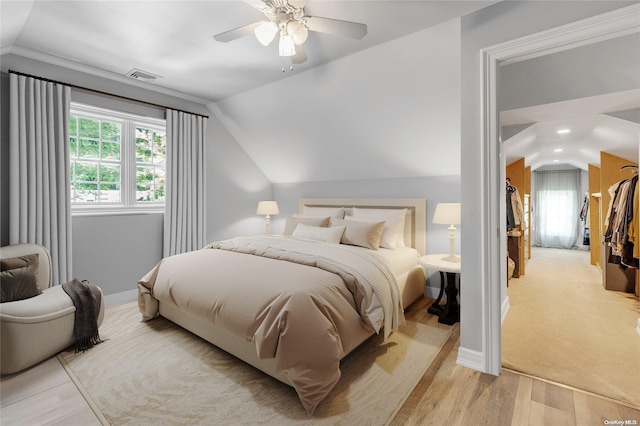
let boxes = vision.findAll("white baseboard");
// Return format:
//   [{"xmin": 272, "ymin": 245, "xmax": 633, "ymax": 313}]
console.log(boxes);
[
  {"xmin": 501, "ymin": 296, "xmax": 510, "ymax": 324},
  {"xmin": 637, "ymin": 318, "xmax": 640, "ymax": 336},
  {"xmin": 456, "ymin": 346, "xmax": 486, "ymax": 372},
  {"xmin": 104, "ymin": 289, "xmax": 138, "ymax": 307}
]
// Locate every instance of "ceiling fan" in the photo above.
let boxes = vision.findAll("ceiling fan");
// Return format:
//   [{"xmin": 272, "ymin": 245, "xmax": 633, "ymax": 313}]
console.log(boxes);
[{"xmin": 213, "ymin": 0, "xmax": 367, "ymax": 70}]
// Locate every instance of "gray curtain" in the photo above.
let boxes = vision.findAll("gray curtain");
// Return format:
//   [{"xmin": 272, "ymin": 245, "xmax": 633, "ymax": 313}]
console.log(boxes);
[
  {"xmin": 164, "ymin": 109, "xmax": 207, "ymax": 256},
  {"xmin": 533, "ymin": 169, "xmax": 582, "ymax": 249},
  {"xmin": 9, "ymin": 73, "xmax": 72, "ymax": 285}
]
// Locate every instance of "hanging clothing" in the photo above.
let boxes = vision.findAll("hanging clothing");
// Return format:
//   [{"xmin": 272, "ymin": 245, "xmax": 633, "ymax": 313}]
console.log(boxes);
[
  {"xmin": 580, "ymin": 192, "xmax": 590, "ymax": 246},
  {"xmin": 630, "ymin": 183, "xmax": 639, "ymax": 259},
  {"xmin": 507, "ymin": 186, "xmax": 516, "ymax": 231},
  {"xmin": 511, "ymin": 188, "xmax": 525, "ymax": 228},
  {"xmin": 506, "ymin": 183, "xmax": 524, "ymax": 231},
  {"xmin": 604, "ymin": 174, "xmax": 638, "ymax": 269},
  {"xmin": 580, "ymin": 192, "xmax": 589, "ymax": 223}
]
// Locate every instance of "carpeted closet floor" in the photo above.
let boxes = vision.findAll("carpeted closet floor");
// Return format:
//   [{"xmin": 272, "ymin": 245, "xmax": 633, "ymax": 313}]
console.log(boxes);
[{"xmin": 502, "ymin": 247, "xmax": 640, "ymax": 409}]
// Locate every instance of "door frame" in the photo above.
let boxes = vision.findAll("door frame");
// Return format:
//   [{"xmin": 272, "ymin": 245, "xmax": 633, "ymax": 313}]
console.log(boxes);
[{"xmin": 478, "ymin": 3, "xmax": 640, "ymax": 375}]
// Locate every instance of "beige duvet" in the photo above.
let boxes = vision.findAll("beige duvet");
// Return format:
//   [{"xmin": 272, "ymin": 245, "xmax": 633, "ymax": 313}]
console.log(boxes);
[{"xmin": 138, "ymin": 236, "xmax": 404, "ymax": 414}]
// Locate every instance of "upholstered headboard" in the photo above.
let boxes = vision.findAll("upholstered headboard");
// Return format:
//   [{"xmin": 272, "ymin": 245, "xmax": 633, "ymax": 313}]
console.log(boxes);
[{"xmin": 299, "ymin": 198, "xmax": 427, "ymax": 255}]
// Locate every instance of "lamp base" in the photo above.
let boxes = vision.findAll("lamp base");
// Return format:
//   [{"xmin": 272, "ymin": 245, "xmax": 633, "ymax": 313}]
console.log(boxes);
[{"xmin": 441, "ymin": 254, "xmax": 460, "ymax": 263}]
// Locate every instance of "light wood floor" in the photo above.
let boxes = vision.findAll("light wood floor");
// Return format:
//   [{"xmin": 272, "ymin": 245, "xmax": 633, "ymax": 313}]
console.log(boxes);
[
  {"xmin": 393, "ymin": 299, "xmax": 640, "ymax": 425},
  {"xmin": 2, "ymin": 298, "xmax": 639, "ymax": 425}
]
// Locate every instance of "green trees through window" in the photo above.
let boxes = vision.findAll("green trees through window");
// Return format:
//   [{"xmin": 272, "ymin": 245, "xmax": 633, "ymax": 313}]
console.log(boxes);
[
  {"xmin": 69, "ymin": 104, "xmax": 166, "ymax": 209},
  {"xmin": 135, "ymin": 127, "xmax": 166, "ymax": 202}
]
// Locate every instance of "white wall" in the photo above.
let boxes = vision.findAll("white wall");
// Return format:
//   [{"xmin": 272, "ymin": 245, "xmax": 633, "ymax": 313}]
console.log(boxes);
[
  {"xmin": 211, "ymin": 18, "xmax": 462, "ymax": 183},
  {"xmin": 460, "ymin": 0, "xmax": 635, "ymax": 360}
]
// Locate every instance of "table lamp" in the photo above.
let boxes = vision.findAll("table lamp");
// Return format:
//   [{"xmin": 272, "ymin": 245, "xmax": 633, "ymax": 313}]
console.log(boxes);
[
  {"xmin": 256, "ymin": 201, "xmax": 279, "ymax": 235},
  {"xmin": 433, "ymin": 203, "xmax": 461, "ymax": 263}
]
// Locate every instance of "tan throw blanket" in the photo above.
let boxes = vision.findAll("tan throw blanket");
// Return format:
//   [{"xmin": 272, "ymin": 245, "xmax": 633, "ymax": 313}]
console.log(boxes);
[{"xmin": 61, "ymin": 279, "xmax": 103, "ymax": 353}]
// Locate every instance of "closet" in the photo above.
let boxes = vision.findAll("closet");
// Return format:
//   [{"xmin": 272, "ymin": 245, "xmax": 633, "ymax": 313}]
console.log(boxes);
[
  {"xmin": 588, "ymin": 151, "xmax": 639, "ymax": 296},
  {"xmin": 506, "ymin": 158, "xmax": 531, "ymax": 277}
]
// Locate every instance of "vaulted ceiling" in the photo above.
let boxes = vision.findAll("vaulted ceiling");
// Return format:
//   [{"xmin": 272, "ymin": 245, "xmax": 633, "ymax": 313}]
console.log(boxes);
[{"xmin": 1, "ymin": 0, "xmax": 496, "ymax": 102}]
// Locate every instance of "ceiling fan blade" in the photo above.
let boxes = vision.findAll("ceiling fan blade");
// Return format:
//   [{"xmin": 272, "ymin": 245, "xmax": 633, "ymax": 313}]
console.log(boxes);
[
  {"xmin": 213, "ymin": 22, "xmax": 261, "ymax": 43},
  {"xmin": 291, "ymin": 44, "xmax": 308, "ymax": 64},
  {"xmin": 305, "ymin": 16, "xmax": 367, "ymax": 40}
]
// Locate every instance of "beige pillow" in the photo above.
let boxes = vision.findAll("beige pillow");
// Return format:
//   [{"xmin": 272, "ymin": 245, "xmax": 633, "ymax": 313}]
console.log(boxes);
[
  {"xmin": 332, "ymin": 218, "xmax": 385, "ymax": 250},
  {"xmin": 0, "ymin": 254, "xmax": 41, "ymax": 303},
  {"xmin": 292, "ymin": 223, "xmax": 346, "ymax": 244},
  {"xmin": 351, "ymin": 208, "xmax": 407, "ymax": 248},
  {"xmin": 283, "ymin": 215, "xmax": 331, "ymax": 235}
]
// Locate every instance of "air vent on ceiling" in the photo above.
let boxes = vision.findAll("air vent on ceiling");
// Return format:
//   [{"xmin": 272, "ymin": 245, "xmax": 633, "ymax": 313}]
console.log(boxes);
[{"xmin": 125, "ymin": 68, "xmax": 162, "ymax": 83}]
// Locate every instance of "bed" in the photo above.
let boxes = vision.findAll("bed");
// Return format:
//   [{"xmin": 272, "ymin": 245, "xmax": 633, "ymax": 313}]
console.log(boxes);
[{"xmin": 137, "ymin": 198, "xmax": 426, "ymax": 414}]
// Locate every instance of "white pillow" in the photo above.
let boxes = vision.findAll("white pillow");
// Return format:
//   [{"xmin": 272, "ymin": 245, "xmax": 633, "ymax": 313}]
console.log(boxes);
[
  {"xmin": 331, "ymin": 218, "xmax": 385, "ymax": 250},
  {"xmin": 283, "ymin": 215, "xmax": 330, "ymax": 235},
  {"xmin": 302, "ymin": 206, "xmax": 345, "ymax": 219},
  {"xmin": 350, "ymin": 208, "xmax": 407, "ymax": 248},
  {"xmin": 292, "ymin": 223, "xmax": 345, "ymax": 244}
]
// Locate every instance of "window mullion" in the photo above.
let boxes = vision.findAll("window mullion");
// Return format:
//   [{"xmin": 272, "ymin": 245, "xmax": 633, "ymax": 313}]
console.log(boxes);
[{"xmin": 125, "ymin": 121, "xmax": 135, "ymax": 207}]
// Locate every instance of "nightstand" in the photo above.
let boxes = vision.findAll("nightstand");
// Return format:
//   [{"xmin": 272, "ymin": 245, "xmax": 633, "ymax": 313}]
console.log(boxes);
[{"xmin": 419, "ymin": 254, "xmax": 461, "ymax": 325}]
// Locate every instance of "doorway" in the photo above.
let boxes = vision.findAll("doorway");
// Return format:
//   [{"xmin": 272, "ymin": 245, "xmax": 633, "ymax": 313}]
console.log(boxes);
[{"xmin": 477, "ymin": 4, "xmax": 640, "ymax": 377}]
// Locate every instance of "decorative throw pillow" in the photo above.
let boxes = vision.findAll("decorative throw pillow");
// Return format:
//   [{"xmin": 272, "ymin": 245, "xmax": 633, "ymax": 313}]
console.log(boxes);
[
  {"xmin": 351, "ymin": 208, "xmax": 407, "ymax": 248},
  {"xmin": 0, "ymin": 254, "xmax": 41, "ymax": 303},
  {"xmin": 283, "ymin": 215, "xmax": 331, "ymax": 235},
  {"xmin": 292, "ymin": 223, "xmax": 346, "ymax": 244},
  {"xmin": 331, "ymin": 218, "xmax": 385, "ymax": 250}
]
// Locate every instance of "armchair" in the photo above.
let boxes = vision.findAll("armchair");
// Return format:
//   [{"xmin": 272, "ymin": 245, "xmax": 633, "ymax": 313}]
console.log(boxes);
[{"xmin": 0, "ymin": 243, "xmax": 105, "ymax": 375}]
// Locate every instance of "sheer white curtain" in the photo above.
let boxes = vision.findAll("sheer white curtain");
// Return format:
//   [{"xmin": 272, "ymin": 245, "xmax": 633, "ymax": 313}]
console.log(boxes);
[
  {"xmin": 533, "ymin": 169, "xmax": 581, "ymax": 249},
  {"xmin": 9, "ymin": 73, "xmax": 72, "ymax": 285},
  {"xmin": 164, "ymin": 110, "xmax": 207, "ymax": 256}
]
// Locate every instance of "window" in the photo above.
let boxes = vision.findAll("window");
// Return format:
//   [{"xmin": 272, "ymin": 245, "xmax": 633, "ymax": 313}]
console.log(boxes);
[
  {"xmin": 533, "ymin": 169, "xmax": 581, "ymax": 248},
  {"xmin": 69, "ymin": 104, "xmax": 166, "ymax": 212}
]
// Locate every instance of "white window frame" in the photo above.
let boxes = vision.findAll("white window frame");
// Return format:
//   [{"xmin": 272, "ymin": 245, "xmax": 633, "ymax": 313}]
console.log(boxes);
[{"xmin": 69, "ymin": 103, "xmax": 166, "ymax": 215}]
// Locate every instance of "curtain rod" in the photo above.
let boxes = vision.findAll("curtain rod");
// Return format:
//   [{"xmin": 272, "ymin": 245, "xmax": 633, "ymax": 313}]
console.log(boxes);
[{"xmin": 8, "ymin": 70, "xmax": 209, "ymax": 119}]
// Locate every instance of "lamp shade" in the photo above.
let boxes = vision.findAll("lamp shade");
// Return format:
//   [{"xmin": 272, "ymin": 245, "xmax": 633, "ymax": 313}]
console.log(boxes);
[
  {"xmin": 256, "ymin": 201, "xmax": 279, "ymax": 216},
  {"xmin": 254, "ymin": 21, "xmax": 278, "ymax": 46},
  {"xmin": 286, "ymin": 20, "xmax": 309, "ymax": 45},
  {"xmin": 278, "ymin": 33, "xmax": 296, "ymax": 57},
  {"xmin": 433, "ymin": 203, "xmax": 461, "ymax": 225}
]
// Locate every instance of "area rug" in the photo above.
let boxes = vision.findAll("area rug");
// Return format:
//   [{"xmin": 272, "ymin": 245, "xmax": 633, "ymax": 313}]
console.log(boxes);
[
  {"xmin": 58, "ymin": 301, "xmax": 451, "ymax": 425},
  {"xmin": 502, "ymin": 247, "xmax": 640, "ymax": 409}
]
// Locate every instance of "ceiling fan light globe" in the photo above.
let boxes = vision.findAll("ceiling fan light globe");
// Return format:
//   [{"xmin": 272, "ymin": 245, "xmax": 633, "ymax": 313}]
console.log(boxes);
[
  {"xmin": 279, "ymin": 34, "xmax": 296, "ymax": 57},
  {"xmin": 255, "ymin": 21, "xmax": 278, "ymax": 46},
  {"xmin": 287, "ymin": 20, "xmax": 308, "ymax": 45}
]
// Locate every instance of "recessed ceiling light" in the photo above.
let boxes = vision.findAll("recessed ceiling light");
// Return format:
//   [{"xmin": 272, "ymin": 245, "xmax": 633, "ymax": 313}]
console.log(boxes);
[
  {"xmin": 557, "ymin": 129, "xmax": 571, "ymax": 134},
  {"xmin": 553, "ymin": 160, "xmax": 560, "ymax": 163},
  {"xmin": 554, "ymin": 148, "xmax": 563, "ymax": 152}
]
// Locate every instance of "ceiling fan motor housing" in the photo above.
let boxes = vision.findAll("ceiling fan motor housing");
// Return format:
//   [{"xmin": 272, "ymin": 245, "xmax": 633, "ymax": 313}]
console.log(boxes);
[{"xmin": 262, "ymin": 0, "xmax": 308, "ymax": 31}]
